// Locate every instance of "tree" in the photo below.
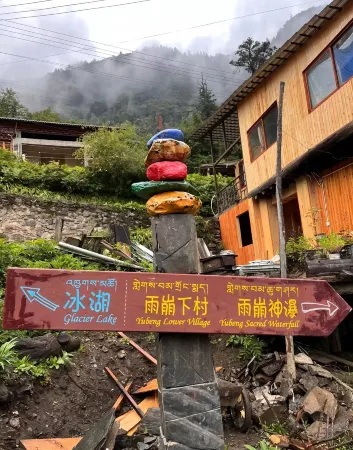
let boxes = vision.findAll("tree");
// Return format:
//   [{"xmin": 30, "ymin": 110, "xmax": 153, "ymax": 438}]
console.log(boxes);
[
  {"xmin": 30, "ymin": 108, "xmax": 63, "ymax": 122},
  {"xmin": 195, "ymin": 76, "xmax": 218, "ymax": 121},
  {"xmin": 75, "ymin": 121, "xmax": 146, "ymax": 196},
  {"xmin": 230, "ymin": 38, "xmax": 277, "ymax": 75},
  {"xmin": 0, "ymin": 88, "xmax": 30, "ymax": 118}
]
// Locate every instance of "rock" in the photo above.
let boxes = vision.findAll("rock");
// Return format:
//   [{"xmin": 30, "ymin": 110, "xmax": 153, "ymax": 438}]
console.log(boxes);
[
  {"xmin": 144, "ymin": 140, "xmax": 191, "ymax": 167},
  {"xmin": 0, "ymin": 385, "xmax": 11, "ymax": 404},
  {"xmin": 252, "ymin": 400, "xmax": 288, "ymax": 426},
  {"xmin": 137, "ymin": 408, "xmax": 161, "ymax": 436},
  {"xmin": 57, "ymin": 332, "xmax": 70, "ymax": 345},
  {"xmin": 102, "ymin": 346, "xmax": 109, "ymax": 353},
  {"xmin": 262, "ymin": 360, "xmax": 283, "ymax": 377},
  {"xmin": 15, "ymin": 334, "xmax": 62, "ymax": 361},
  {"xmin": 146, "ymin": 192, "xmax": 201, "ymax": 216},
  {"xmin": 147, "ymin": 129, "xmax": 184, "ymax": 149},
  {"xmin": 307, "ymin": 365, "xmax": 333, "ymax": 379},
  {"xmin": 294, "ymin": 353, "xmax": 313, "ymax": 365},
  {"xmin": 131, "ymin": 181, "xmax": 199, "ymax": 200},
  {"xmin": 9, "ymin": 418, "xmax": 20, "ymax": 429},
  {"xmin": 147, "ymin": 161, "xmax": 187, "ymax": 181},
  {"xmin": 64, "ymin": 336, "xmax": 81, "ymax": 352},
  {"xmin": 302, "ymin": 386, "xmax": 337, "ymax": 420},
  {"xmin": 118, "ymin": 350, "xmax": 127, "ymax": 359},
  {"xmin": 253, "ymin": 386, "xmax": 286, "ymax": 405}
]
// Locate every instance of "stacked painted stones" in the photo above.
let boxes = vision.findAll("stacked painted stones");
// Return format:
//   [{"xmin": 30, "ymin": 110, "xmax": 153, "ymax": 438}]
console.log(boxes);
[{"xmin": 131, "ymin": 129, "xmax": 202, "ymax": 216}]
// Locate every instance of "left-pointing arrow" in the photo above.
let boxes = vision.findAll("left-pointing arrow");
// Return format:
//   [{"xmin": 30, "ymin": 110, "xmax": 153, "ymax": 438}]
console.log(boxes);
[{"xmin": 20, "ymin": 287, "xmax": 60, "ymax": 312}]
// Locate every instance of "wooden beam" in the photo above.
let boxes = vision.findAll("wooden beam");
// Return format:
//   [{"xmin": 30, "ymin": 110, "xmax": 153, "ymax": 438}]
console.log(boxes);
[
  {"xmin": 117, "ymin": 332, "xmax": 157, "ymax": 365},
  {"xmin": 20, "ymin": 438, "xmax": 81, "ymax": 450}
]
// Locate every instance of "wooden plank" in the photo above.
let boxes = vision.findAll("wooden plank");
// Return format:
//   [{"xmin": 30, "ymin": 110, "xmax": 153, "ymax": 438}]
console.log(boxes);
[
  {"xmin": 117, "ymin": 332, "xmax": 157, "ymax": 365},
  {"xmin": 113, "ymin": 381, "xmax": 132, "ymax": 410},
  {"xmin": 105, "ymin": 367, "xmax": 144, "ymax": 418},
  {"xmin": 116, "ymin": 393, "xmax": 159, "ymax": 433},
  {"xmin": 20, "ymin": 438, "xmax": 81, "ymax": 450}
]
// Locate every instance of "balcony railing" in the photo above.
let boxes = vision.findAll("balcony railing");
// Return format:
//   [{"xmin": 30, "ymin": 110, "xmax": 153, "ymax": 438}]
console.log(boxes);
[{"xmin": 217, "ymin": 172, "xmax": 248, "ymax": 214}]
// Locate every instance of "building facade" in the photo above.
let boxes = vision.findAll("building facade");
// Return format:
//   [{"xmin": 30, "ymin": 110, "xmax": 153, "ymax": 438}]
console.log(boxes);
[
  {"xmin": 0, "ymin": 117, "xmax": 103, "ymax": 166},
  {"xmin": 193, "ymin": 0, "xmax": 353, "ymax": 265}
]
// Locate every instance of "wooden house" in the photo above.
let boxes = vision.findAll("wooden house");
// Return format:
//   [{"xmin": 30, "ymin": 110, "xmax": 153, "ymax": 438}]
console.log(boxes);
[
  {"xmin": 0, "ymin": 117, "xmax": 104, "ymax": 165},
  {"xmin": 193, "ymin": 0, "xmax": 353, "ymax": 265}
]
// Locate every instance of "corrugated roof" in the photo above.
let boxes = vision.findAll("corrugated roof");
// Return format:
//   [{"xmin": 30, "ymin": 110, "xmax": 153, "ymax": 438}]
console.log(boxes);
[
  {"xmin": 0, "ymin": 116, "xmax": 110, "ymax": 129},
  {"xmin": 192, "ymin": 0, "xmax": 350, "ymax": 141}
]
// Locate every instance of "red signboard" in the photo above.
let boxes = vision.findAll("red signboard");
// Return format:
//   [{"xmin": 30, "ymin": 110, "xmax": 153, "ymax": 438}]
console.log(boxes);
[{"xmin": 3, "ymin": 268, "xmax": 351, "ymax": 336}]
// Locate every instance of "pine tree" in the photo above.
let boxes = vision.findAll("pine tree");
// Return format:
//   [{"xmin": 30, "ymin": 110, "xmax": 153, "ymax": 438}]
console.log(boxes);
[
  {"xmin": 0, "ymin": 88, "xmax": 30, "ymax": 118},
  {"xmin": 230, "ymin": 38, "xmax": 277, "ymax": 75},
  {"xmin": 195, "ymin": 76, "xmax": 218, "ymax": 121}
]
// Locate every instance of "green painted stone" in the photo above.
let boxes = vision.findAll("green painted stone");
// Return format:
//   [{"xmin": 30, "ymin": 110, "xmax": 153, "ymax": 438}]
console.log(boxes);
[{"xmin": 131, "ymin": 181, "xmax": 200, "ymax": 200}]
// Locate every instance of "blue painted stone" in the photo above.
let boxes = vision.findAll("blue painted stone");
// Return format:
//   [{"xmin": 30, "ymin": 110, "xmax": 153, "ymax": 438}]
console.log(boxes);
[
  {"xmin": 131, "ymin": 181, "xmax": 199, "ymax": 200},
  {"xmin": 147, "ymin": 129, "xmax": 184, "ymax": 149}
]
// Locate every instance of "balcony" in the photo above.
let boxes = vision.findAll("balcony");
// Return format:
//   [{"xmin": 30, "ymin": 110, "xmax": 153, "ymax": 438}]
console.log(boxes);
[{"xmin": 217, "ymin": 171, "xmax": 248, "ymax": 214}]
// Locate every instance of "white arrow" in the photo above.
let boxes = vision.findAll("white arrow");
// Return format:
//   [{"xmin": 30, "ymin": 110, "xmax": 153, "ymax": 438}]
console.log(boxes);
[
  {"xmin": 20, "ymin": 287, "xmax": 60, "ymax": 312},
  {"xmin": 301, "ymin": 300, "xmax": 339, "ymax": 317}
]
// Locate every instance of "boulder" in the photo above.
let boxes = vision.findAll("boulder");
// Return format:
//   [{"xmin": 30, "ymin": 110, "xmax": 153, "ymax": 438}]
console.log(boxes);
[
  {"xmin": 147, "ymin": 161, "xmax": 187, "ymax": 181},
  {"xmin": 294, "ymin": 353, "xmax": 313, "ymax": 365},
  {"xmin": 144, "ymin": 140, "xmax": 190, "ymax": 167},
  {"xmin": 131, "ymin": 181, "xmax": 199, "ymax": 200},
  {"xmin": 146, "ymin": 192, "xmax": 201, "ymax": 216},
  {"xmin": 15, "ymin": 333, "xmax": 62, "ymax": 361},
  {"xmin": 252, "ymin": 400, "xmax": 287, "ymax": 426},
  {"xmin": 147, "ymin": 129, "xmax": 184, "ymax": 149},
  {"xmin": 302, "ymin": 386, "xmax": 337, "ymax": 421}
]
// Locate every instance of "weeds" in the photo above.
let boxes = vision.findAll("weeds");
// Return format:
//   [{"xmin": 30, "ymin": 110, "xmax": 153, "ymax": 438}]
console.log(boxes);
[
  {"xmin": 261, "ymin": 421, "xmax": 288, "ymax": 436},
  {"xmin": 47, "ymin": 351, "xmax": 73, "ymax": 369},
  {"xmin": 226, "ymin": 335, "xmax": 266, "ymax": 360},
  {"xmin": 0, "ymin": 338, "xmax": 17, "ymax": 370},
  {"xmin": 245, "ymin": 441, "xmax": 279, "ymax": 450}
]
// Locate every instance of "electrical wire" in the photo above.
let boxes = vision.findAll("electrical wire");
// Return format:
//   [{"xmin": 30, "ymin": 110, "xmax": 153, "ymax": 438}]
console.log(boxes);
[
  {"xmin": 0, "ymin": 49, "xmax": 233, "ymax": 99},
  {"xmin": 0, "ymin": 25, "xmax": 242, "ymax": 84},
  {"xmin": 0, "ymin": 0, "xmax": 150, "ymax": 16},
  {"xmin": 0, "ymin": 0, "xmax": 324, "ymax": 80}
]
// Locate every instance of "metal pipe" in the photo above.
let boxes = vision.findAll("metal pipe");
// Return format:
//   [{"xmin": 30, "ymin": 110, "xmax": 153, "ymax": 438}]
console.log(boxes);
[{"xmin": 58, "ymin": 242, "xmax": 145, "ymax": 270}]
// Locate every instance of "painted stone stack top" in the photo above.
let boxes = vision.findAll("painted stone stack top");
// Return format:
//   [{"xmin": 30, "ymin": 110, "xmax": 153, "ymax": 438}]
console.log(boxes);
[{"xmin": 131, "ymin": 129, "xmax": 201, "ymax": 216}]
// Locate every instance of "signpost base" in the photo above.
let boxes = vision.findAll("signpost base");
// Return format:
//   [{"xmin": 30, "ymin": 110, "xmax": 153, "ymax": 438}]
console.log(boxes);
[{"xmin": 152, "ymin": 215, "xmax": 224, "ymax": 450}]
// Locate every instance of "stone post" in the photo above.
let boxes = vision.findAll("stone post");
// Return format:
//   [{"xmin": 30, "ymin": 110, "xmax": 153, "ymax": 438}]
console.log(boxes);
[{"xmin": 152, "ymin": 214, "xmax": 224, "ymax": 450}]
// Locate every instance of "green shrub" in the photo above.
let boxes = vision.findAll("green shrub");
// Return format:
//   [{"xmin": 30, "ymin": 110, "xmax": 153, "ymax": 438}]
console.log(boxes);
[
  {"xmin": 226, "ymin": 335, "xmax": 266, "ymax": 360},
  {"xmin": 0, "ymin": 338, "xmax": 17, "ymax": 371},
  {"xmin": 319, "ymin": 232, "xmax": 346, "ymax": 254},
  {"xmin": 130, "ymin": 228, "xmax": 152, "ymax": 249},
  {"xmin": 285, "ymin": 236, "xmax": 315, "ymax": 273},
  {"xmin": 187, "ymin": 173, "xmax": 232, "ymax": 217}
]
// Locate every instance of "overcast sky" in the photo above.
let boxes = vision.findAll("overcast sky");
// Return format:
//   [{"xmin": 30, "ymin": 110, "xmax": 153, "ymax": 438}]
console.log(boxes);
[{"xmin": 0, "ymin": 0, "xmax": 326, "ymax": 81}]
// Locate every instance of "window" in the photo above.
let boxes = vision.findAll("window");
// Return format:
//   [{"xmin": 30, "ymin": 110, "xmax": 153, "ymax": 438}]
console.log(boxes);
[
  {"xmin": 305, "ymin": 23, "xmax": 353, "ymax": 109},
  {"xmin": 248, "ymin": 104, "xmax": 278, "ymax": 160},
  {"xmin": 238, "ymin": 211, "xmax": 253, "ymax": 247}
]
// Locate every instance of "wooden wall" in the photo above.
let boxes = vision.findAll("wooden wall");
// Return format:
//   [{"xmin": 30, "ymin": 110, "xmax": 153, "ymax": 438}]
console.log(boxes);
[
  {"xmin": 237, "ymin": 2, "xmax": 353, "ymax": 193},
  {"xmin": 308, "ymin": 161, "xmax": 353, "ymax": 235},
  {"xmin": 219, "ymin": 200, "xmax": 255, "ymax": 265}
]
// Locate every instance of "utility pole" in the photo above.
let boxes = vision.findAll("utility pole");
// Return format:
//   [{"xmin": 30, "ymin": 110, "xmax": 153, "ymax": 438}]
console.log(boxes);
[{"xmin": 275, "ymin": 81, "xmax": 296, "ymax": 385}]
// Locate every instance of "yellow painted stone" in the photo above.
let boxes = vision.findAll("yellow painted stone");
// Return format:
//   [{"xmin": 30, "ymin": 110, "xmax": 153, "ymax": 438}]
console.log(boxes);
[
  {"xmin": 144, "ymin": 139, "xmax": 191, "ymax": 167},
  {"xmin": 146, "ymin": 191, "xmax": 202, "ymax": 216}
]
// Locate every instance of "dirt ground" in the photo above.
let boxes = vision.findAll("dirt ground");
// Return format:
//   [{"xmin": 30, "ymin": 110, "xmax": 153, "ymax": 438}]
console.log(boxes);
[{"xmin": 0, "ymin": 332, "xmax": 260, "ymax": 450}]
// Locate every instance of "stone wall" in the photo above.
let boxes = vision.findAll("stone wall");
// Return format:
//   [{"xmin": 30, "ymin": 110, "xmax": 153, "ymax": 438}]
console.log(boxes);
[{"xmin": 0, "ymin": 194, "xmax": 150, "ymax": 242}]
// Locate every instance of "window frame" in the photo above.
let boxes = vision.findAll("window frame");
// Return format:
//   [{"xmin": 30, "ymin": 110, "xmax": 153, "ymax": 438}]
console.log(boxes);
[
  {"xmin": 303, "ymin": 18, "xmax": 353, "ymax": 112},
  {"xmin": 247, "ymin": 102, "xmax": 278, "ymax": 162}
]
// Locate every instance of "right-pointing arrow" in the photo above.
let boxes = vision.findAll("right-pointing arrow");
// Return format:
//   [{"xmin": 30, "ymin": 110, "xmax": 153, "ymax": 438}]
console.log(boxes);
[{"xmin": 301, "ymin": 300, "xmax": 339, "ymax": 317}]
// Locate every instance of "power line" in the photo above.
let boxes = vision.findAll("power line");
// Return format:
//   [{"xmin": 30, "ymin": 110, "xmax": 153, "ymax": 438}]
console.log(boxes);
[
  {"xmin": 0, "ymin": 25, "xmax": 243, "ymax": 84},
  {"xmin": 0, "ymin": 50, "xmax": 222, "ymax": 99},
  {"xmin": 0, "ymin": 0, "xmax": 152, "ymax": 20},
  {"xmin": 0, "ymin": 0, "xmax": 324, "ymax": 25},
  {"xmin": 6, "ymin": 19, "xmax": 240, "ymax": 77},
  {"xmin": 0, "ymin": 0, "xmax": 82, "ymax": 8},
  {"xmin": 0, "ymin": 0, "xmax": 150, "ymax": 16}
]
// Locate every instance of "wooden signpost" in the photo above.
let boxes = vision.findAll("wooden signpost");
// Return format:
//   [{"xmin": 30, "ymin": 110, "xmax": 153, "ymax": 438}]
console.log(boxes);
[{"xmin": 3, "ymin": 267, "xmax": 351, "ymax": 336}]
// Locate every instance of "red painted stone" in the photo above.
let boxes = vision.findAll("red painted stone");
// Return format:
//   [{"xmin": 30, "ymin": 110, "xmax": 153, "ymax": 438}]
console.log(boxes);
[
  {"xmin": 2, "ymin": 268, "xmax": 351, "ymax": 336},
  {"xmin": 147, "ymin": 161, "xmax": 187, "ymax": 181}
]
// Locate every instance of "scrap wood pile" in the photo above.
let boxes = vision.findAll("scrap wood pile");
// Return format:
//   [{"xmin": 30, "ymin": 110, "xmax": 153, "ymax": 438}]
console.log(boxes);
[{"xmin": 231, "ymin": 349, "xmax": 353, "ymax": 449}]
